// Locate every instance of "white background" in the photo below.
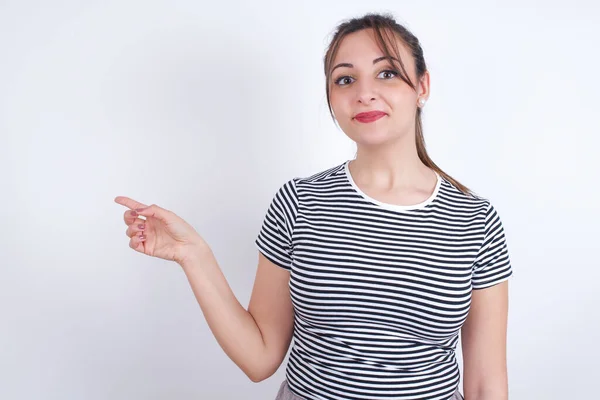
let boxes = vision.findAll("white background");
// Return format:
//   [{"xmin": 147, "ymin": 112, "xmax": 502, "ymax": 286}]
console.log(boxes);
[{"xmin": 1, "ymin": 0, "xmax": 598, "ymax": 399}]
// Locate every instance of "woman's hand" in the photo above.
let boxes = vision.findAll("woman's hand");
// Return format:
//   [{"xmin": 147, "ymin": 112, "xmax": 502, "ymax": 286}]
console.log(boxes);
[{"xmin": 114, "ymin": 196, "xmax": 209, "ymax": 265}]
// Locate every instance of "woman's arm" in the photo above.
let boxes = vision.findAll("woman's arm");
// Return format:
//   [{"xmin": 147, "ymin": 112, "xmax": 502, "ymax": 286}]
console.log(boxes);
[
  {"xmin": 181, "ymin": 249, "xmax": 294, "ymax": 382},
  {"xmin": 461, "ymin": 280, "xmax": 510, "ymax": 400}
]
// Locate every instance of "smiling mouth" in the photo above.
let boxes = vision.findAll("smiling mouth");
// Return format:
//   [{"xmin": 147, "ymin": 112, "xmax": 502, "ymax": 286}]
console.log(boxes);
[{"xmin": 354, "ymin": 113, "xmax": 386, "ymax": 123}]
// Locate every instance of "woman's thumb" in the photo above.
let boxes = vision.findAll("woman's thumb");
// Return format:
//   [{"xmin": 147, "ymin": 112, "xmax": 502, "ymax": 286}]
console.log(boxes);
[{"xmin": 135, "ymin": 204, "xmax": 170, "ymax": 222}]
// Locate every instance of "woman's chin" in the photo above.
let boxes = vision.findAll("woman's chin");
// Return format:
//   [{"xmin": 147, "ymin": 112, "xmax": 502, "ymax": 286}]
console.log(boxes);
[{"xmin": 351, "ymin": 131, "xmax": 395, "ymax": 146}]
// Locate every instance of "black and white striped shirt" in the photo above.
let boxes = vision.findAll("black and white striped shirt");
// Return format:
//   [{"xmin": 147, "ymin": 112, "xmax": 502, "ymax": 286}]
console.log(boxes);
[{"xmin": 255, "ymin": 159, "xmax": 513, "ymax": 400}]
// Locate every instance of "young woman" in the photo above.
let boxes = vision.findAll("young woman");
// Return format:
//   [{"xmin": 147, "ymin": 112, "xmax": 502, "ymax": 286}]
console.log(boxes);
[{"xmin": 115, "ymin": 12, "xmax": 513, "ymax": 400}]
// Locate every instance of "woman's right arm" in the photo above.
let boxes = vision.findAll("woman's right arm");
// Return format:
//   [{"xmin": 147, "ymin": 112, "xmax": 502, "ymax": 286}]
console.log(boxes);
[
  {"xmin": 114, "ymin": 198, "xmax": 294, "ymax": 382},
  {"xmin": 180, "ymin": 248, "xmax": 294, "ymax": 383}
]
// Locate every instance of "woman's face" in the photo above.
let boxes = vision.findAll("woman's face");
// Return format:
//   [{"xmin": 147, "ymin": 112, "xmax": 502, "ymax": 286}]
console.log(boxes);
[{"xmin": 329, "ymin": 28, "xmax": 429, "ymax": 147}]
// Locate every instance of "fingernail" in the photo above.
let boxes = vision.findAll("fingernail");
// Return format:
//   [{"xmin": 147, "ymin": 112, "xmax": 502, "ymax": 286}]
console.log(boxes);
[
  {"xmin": 139, "ymin": 235, "xmax": 146, "ymax": 240},
  {"xmin": 131, "ymin": 210, "xmax": 138, "ymax": 216},
  {"xmin": 138, "ymin": 224, "xmax": 145, "ymax": 229}
]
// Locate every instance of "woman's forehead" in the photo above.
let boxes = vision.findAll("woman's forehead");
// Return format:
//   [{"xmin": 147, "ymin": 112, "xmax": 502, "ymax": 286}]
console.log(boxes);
[{"xmin": 333, "ymin": 29, "xmax": 409, "ymax": 65}]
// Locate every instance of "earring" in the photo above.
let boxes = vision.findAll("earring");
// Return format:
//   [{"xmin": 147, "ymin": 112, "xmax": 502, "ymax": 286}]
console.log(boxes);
[{"xmin": 418, "ymin": 98, "xmax": 426, "ymax": 107}]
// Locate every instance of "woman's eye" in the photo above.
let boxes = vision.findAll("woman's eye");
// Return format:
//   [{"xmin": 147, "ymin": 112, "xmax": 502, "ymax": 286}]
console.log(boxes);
[
  {"xmin": 378, "ymin": 70, "xmax": 398, "ymax": 79},
  {"xmin": 335, "ymin": 76, "xmax": 354, "ymax": 86}
]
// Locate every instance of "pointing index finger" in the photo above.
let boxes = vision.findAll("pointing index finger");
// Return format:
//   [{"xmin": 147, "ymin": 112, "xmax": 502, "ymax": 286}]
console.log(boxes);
[
  {"xmin": 114, "ymin": 196, "xmax": 147, "ymax": 210},
  {"xmin": 115, "ymin": 196, "xmax": 149, "ymax": 223}
]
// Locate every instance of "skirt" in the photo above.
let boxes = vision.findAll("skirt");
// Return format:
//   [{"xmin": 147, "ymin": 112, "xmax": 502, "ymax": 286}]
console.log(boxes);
[{"xmin": 274, "ymin": 379, "xmax": 464, "ymax": 400}]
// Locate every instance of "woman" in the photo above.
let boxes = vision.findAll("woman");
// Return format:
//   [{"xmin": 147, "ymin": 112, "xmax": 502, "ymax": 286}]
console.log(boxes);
[{"xmin": 115, "ymin": 12, "xmax": 513, "ymax": 400}]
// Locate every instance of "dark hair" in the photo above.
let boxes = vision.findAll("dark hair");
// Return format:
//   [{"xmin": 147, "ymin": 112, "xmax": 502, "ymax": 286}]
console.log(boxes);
[{"xmin": 323, "ymin": 12, "xmax": 471, "ymax": 195}]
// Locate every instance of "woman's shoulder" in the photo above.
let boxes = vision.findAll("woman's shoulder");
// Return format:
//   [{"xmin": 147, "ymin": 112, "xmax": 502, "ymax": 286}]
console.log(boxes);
[
  {"xmin": 437, "ymin": 174, "xmax": 496, "ymax": 214},
  {"xmin": 294, "ymin": 160, "xmax": 347, "ymax": 184},
  {"xmin": 278, "ymin": 160, "xmax": 348, "ymax": 194}
]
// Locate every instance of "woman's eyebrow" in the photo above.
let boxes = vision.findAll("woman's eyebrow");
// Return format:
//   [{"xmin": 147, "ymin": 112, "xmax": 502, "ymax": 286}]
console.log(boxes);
[{"xmin": 331, "ymin": 56, "xmax": 400, "ymax": 74}]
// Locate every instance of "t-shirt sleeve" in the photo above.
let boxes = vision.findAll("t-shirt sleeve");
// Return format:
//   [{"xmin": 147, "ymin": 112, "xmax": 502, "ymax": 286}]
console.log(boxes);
[
  {"xmin": 254, "ymin": 178, "xmax": 299, "ymax": 271},
  {"xmin": 472, "ymin": 202, "xmax": 514, "ymax": 290}
]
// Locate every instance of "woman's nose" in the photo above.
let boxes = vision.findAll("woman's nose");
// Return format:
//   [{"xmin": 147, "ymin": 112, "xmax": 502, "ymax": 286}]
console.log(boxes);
[{"xmin": 355, "ymin": 80, "xmax": 377, "ymax": 104}]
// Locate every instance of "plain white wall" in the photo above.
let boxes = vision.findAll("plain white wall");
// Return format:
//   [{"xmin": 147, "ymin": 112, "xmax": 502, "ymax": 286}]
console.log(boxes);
[{"xmin": 1, "ymin": 0, "xmax": 598, "ymax": 398}]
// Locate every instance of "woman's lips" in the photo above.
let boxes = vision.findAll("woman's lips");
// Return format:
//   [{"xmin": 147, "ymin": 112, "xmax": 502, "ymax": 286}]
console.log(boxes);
[{"xmin": 354, "ymin": 111, "xmax": 387, "ymax": 123}]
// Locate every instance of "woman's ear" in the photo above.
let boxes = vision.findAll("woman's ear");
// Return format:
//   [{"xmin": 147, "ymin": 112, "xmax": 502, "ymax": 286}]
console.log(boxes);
[{"xmin": 418, "ymin": 70, "xmax": 431, "ymax": 100}]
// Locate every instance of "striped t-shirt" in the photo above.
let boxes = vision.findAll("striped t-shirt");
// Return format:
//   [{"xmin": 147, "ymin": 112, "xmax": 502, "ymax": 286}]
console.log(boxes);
[{"xmin": 255, "ymin": 159, "xmax": 513, "ymax": 400}]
